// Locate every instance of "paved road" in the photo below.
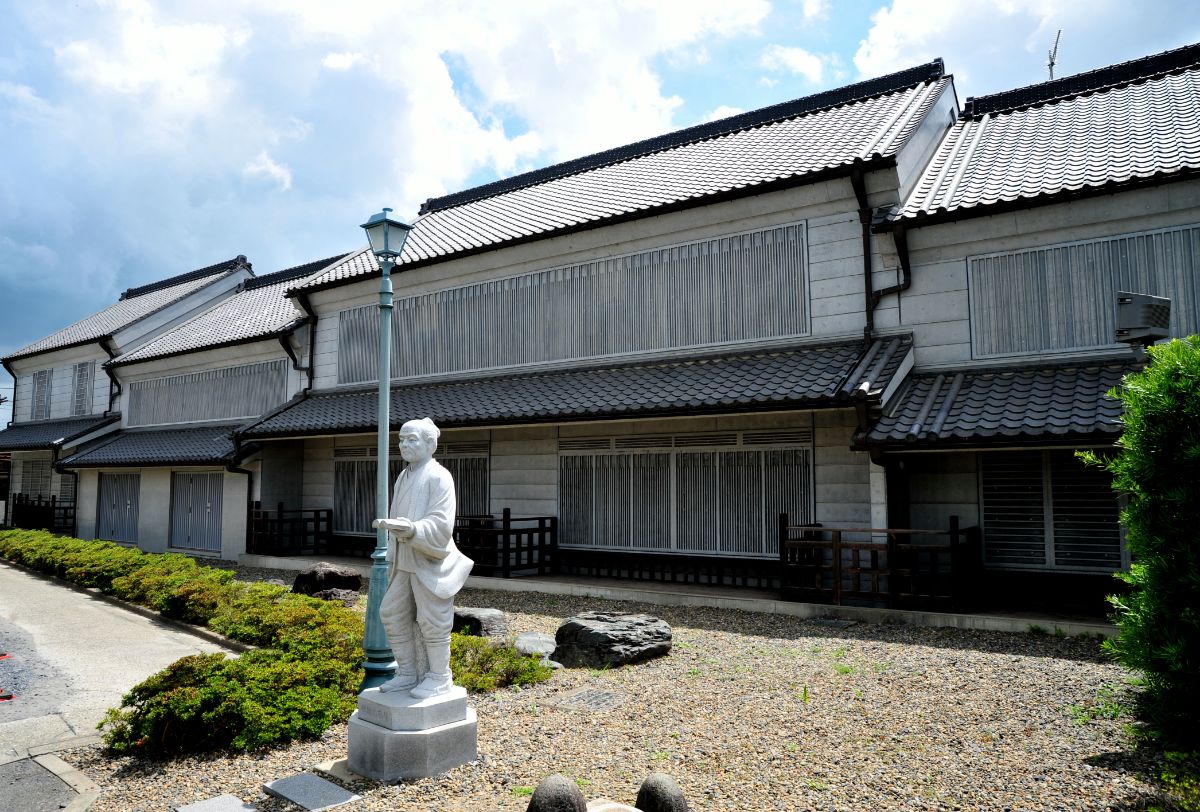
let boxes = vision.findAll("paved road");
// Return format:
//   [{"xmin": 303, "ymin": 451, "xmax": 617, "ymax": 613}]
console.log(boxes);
[{"xmin": 0, "ymin": 560, "xmax": 232, "ymax": 762}]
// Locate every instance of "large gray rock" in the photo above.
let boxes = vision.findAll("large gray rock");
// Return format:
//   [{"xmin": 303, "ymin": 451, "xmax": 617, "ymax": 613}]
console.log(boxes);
[
  {"xmin": 525, "ymin": 774, "xmax": 586, "ymax": 812},
  {"xmin": 292, "ymin": 563, "xmax": 362, "ymax": 596},
  {"xmin": 553, "ymin": 611, "xmax": 672, "ymax": 669},
  {"xmin": 453, "ymin": 607, "xmax": 508, "ymax": 639},
  {"xmin": 635, "ymin": 773, "xmax": 689, "ymax": 812}
]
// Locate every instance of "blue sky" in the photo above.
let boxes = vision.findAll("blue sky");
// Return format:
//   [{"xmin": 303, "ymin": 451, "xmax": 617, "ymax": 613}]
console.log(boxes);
[{"xmin": 2, "ymin": 0, "xmax": 1198, "ymax": 422}]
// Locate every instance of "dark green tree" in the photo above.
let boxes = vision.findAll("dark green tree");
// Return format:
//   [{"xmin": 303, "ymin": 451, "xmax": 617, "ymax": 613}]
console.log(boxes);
[{"xmin": 1085, "ymin": 336, "xmax": 1200, "ymax": 747}]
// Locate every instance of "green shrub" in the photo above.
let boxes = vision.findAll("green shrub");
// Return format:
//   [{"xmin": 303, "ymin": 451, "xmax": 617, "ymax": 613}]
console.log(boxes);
[
  {"xmin": 100, "ymin": 649, "xmax": 358, "ymax": 755},
  {"xmin": 2, "ymin": 529, "xmax": 554, "ymax": 756},
  {"xmin": 450, "ymin": 632, "xmax": 554, "ymax": 693},
  {"xmin": 1083, "ymin": 336, "xmax": 1200, "ymax": 748}
]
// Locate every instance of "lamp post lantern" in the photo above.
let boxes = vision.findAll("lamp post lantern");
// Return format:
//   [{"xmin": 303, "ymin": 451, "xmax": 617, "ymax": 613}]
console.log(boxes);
[{"xmin": 359, "ymin": 207, "xmax": 413, "ymax": 690}]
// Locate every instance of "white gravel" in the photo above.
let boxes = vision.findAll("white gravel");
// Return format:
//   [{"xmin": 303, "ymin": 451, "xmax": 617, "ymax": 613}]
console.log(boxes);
[{"xmin": 59, "ymin": 572, "xmax": 1167, "ymax": 811}]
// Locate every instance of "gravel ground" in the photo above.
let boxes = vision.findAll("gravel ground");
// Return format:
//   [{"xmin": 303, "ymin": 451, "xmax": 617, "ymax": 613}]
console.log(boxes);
[{"xmin": 58, "ymin": 566, "xmax": 1167, "ymax": 811}]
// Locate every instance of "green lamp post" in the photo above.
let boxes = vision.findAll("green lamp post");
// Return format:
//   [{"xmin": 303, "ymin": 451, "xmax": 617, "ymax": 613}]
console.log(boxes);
[{"xmin": 359, "ymin": 207, "xmax": 413, "ymax": 690}]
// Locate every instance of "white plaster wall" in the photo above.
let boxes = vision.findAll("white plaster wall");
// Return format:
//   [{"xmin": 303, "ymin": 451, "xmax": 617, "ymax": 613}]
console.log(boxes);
[
  {"xmin": 812, "ymin": 409, "xmax": 872, "ymax": 527},
  {"xmin": 75, "ymin": 470, "xmax": 99, "ymax": 539},
  {"xmin": 220, "ymin": 469, "xmax": 249, "ymax": 559},
  {"xmin": 138, "ymin": 469, "xmax": 173, "ymax": 554},
  {"xmin": 302, "ymin": 437, "xmax": 334, "ymax": 511},
  {"xmin": 903, "ymin": 452, "xmax": 980, "ymax": 530},
  {"xmin": 7, "ymin": 344, "xmax": 111, "ymax": 423},
  {"xmin": 309, "ymin": 169, "xmax": 906, "ymax": 390},
  {"xmin": 489, "ymin": 426, "xmax": 557, "ymax": 517},
  {"xmin": 901, "ymin": 180, "xmax": 1200, "ymax": 369}
]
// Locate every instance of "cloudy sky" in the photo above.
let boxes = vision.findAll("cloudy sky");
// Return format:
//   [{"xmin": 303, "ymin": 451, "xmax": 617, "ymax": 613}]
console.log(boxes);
[{"xmin": 1, "ymin": 0, "xmax": 1197, "ymax": 420}]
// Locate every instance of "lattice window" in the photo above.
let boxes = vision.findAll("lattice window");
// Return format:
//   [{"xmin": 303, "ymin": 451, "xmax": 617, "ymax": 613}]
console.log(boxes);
[
  {"xmin": 333, "ymin": 448, "xmax": 490, "ymax": 534},
  {"xmin": 30, "ymin": 369, "xmax": 51, "ymax": 420},
  {"xmin": 19, "ymin": 458, "xmax": 52, "ymax": 498},
  {"xmin": 970, "ymin": 223, "xmax": 1200, "ymax": 358},
  {"xmin": 559, "ymin": 432, "xmax": 813, "ymax": 557},
  {"xmin": 127, "ymin": 360, "xmax": 288, "ymax": 426},
  {"xmin": 980, "ymin": 450, "xmax": 1122, "ymax": 571},
  {"xmin": 72, "ymin": 361, "xmax": 94, "ymax": 416},
  {"xmin": 338, "ymin": 222, "xmax": 809, "ymax": 383}
]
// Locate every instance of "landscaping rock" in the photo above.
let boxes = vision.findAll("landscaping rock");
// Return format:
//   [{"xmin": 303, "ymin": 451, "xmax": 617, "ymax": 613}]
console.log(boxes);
[
  {"xmin": 515, "ymin": 631, "xmax": 563, "ymax": 669},
  {"xmin": 291, "ymin": 563, "xmax": 361, "ymax": 596},
  {"xmin": 454, "ymin": 607, "xmax": 508, "ymax": 639},
  {"xmin": 311, "ymin": 588, "xmax": 360, "ymax": 607},
  {"xmin": 526, "ymin": 774, "xmax": 587, "ymax": 812},
  {"xmin": 635, "ymin": 773, "xmax": 689, "ymax": 812},
  {"xmin": 553, "ymin": 611, "xmax": 672, "ymax": 669}
]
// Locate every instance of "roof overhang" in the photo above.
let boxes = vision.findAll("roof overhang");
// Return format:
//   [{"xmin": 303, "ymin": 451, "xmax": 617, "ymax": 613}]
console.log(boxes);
[
  {"xmin": 241, "ymin": 336, "xmax": 914, "ymax": 440},
  {"xmin": 0, "ymin": 415, "xmax": 121, "ymax": 452},
  {"xmin": 58, "ymin": 423, "xmax": 257, "ymax": 469}
]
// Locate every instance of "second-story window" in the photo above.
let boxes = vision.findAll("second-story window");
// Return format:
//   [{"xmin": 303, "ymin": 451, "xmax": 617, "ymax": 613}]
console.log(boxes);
[
  {"xmin": 30, "ymin": 369, "xmax": 51, "ymax": 420},
  {"xmin": 72, "ymin": 361, "xmax": 94, "ymax": 416}
]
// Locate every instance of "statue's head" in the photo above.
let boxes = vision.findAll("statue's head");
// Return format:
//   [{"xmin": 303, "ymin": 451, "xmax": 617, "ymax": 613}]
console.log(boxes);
[{"xmin": 398, "ymin": 417, "xmax": 439, "ymax": 464}]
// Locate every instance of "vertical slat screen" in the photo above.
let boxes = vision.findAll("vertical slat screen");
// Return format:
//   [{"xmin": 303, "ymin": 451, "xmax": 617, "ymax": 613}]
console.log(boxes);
[
  {"xmin": 1048, "ymin": 450, "xmax": 1121, "ymax": 569},
  {"xmin": 559, "ymin": 436, "xmax": 812, "ymax": 557},
  {"xmin": 19, "ymin": 459, "xmax": 52, "ymax": 498},
  {"xmin": 72, "ymin": 361, "xmax": 94, "ymax": 416},
  {"xmin": 333, "ymin": 456, "xmax": 487, "ymax": 533},
  {"xmin": 981, "ymin": 450, "xmax": 1122, "ymax": 572},
  {"xmin": 170, "ymin": 472, "xmax": 223, "ymax": 552},
  {"xmin": 338, "ymin": 223, "xmax": 809, "ymax": 384},
  {"xmin": 31, "ymin": 370, "xmax": 51, "ymax": 420},
  {"xmin": 971, "ymin": 224, "xmax": 1200, "ymax": 357},
  {"xmin": 97, "ymin": 473, "xmax": 140, "ymax": 543},
  {"xmin": 128, "ymin": 360, "xmax": 288, "ymax": 426},
  {"xmin": 980, "ymin": 451, "xmax": 1047, "ymax": 567}
]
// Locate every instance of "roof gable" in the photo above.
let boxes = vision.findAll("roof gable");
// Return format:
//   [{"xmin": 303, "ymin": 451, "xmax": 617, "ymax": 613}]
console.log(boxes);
[
  {"xmin": 893, "ymin": 43, "xmax": 1200, "ymax": 225},
  {"xmin": 3, "ymin": 256, "xmax": 251, "ymax": 364}
]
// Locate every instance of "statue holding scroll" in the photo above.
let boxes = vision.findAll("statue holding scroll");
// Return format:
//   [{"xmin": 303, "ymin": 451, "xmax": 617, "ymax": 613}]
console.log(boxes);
[{"xmin": 371, "ymin": 417, "xmax": 473, "ymax": 698}]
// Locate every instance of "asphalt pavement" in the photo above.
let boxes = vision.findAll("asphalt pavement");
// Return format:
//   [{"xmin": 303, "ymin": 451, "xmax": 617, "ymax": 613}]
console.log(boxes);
[{"xmin": 0, "ymin": 559, "xmax": 233, "ymax": 808}]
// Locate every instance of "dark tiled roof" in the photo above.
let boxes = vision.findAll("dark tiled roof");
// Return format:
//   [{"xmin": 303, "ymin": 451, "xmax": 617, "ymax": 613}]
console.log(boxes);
[
  {"xmin": 110, "ymin": 256, "xmax": 345, "ymax": 366},
  {"xmin": 864, "ymin": 360, "xmax": 1139, "ymax": 448},
  {"xmin": 4, "ymin": 259, "xmax": 248, "ymax": 363},
  {"xmin": 0, "ymin": 415, "xmax": 118, "ymax": 451},
  {"xmin": 894, "ymin": 47, "xmax": 1200, "ymax": 224},
  {"xmin": 290, "ymin": 65, "xmax": 951, "ymax": 294},
  {"xmin": 58, "ymin": 424, "xmax": 246, "ymax": 468},
  {"xmin": 241, "ymin": 336, "xmax": 912, "ymax": 438}
]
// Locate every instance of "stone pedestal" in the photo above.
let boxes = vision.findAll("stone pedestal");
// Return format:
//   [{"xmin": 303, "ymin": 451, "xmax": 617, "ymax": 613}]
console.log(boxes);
[{"xmin": 346, "ymin": 687, "xmax": 477, "ymax": 782}]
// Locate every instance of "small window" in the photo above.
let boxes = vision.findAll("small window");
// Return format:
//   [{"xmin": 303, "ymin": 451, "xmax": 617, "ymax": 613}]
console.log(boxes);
[
  {"xmin": 72, "ymin": 361, "xmax": 94, "ymax": 416},
  {"xmin": 20, "ymin": 459, "xmax": 52, "ymax": 498},
  {"xmin": 31, "ymin": 370, "xmax": 51, "ymax": 420}
]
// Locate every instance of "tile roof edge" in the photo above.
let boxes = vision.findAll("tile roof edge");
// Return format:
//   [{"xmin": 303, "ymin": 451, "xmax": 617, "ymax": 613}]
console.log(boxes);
[
  {"xmin": 242, "ymin": 253, "xmax": 351, "ymax": 291},
  {"xmin": 902, "ymin": 357, "xmax": 1142, "ymax": 378},
  {"xmin": 107, "ymin": 317, "xmax": 308, "ymax": 368},
  {"xmin": 120, "ymin": 256, "xmax": 252, "ymax": 300},
  {"xmin": 858, "ymin": 426, "xmax": 1125, "ymax": 451},
  {"xmin": 298, "ymin": 160, "xmax": 901, "ymax": 296},
  {"xmin": 962, "ymin": 41, "xmax": 1200, "ymax": 118},
  {"xmin": 889, "ymin": 167, "xmax": 1200, "ymax": 228},
  {"xmin": 234, "ymin": 390, "xmax": 311, "ymax": 438},
  {"xmin": 2, "ymin": 335, "xmax": 113, "ymax": 366},
  {"xmin": 419, "ymin": 60, "xmax": 945, "ymax": 214}
]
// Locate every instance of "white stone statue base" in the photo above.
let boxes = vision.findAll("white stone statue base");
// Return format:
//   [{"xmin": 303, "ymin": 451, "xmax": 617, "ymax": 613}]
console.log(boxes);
[{"xmin": 346, "ymin": 686, "xmax": 477, "ymax": 782}]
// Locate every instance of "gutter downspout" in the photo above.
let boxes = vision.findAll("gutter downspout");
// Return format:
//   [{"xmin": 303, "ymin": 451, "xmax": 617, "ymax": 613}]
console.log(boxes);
[
  {"xmin": 51, "ymin": 444, "xmax": 79, "ymax": 538},
  {"xmin": 294, "ymin": 293, "xmax": 318, "ymax": 393},
  {"xmin": 850, "ymin": 165, "xmax": 875, "ymax": 344},
  {"xmin": 868, "ymin": 221, "xmax": 913, "ymax": 314},
  {"xmin": 99, "ymin": 336, "xmax": 122, "ymax": 416}
]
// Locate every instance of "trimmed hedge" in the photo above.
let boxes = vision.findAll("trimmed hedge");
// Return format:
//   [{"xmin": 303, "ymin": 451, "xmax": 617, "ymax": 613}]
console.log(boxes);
[
  {"xmin": 1084, "ymin": 336, "xmax": 1200, "ymax": 749},
  {"xmin": 0, "ymin": 529, "xmax": 552, "ymax": 756}
]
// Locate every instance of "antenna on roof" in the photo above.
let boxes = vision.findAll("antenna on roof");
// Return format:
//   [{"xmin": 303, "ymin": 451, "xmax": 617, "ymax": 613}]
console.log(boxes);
[{"xmin": 1047, "ymin": 29, "xmax": 1062, "ymax": 80}]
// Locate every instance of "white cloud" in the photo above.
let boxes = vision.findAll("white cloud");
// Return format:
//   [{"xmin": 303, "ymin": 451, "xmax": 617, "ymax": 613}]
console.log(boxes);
[
  {"xmin": 0, "ymin": 82, "xmax": 57, "ymax": 124},
  {"xmin": 321, "ymin": 51, "xmax": 365, "ymax": 71},
  {"xmin": 243, "ymin": 151, "xmax": 293, "ymax": 190},
  {"xmin": 701, "ymin": 104, "xmax": 745, "ymax": 123},
  {"xmin": 760, "ymin": 44, "xmax": 826, "ymax": 83},
  {"xmin": 801, "ymin": 0, "xmax": 829, "ymax": 22},
  {"xmin": 54, "ymin": 0, "xmax": 249, "ymax": 129},
  {"xmin": 854, "ymin": 0, "xmax": 1200, "ymax": 97}
]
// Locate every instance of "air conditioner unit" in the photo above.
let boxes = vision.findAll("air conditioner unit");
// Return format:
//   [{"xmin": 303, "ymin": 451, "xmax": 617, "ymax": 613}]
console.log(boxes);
[{"xmin": 1115, "ymin": 291, "xmax": 1170, "ymax": 346}]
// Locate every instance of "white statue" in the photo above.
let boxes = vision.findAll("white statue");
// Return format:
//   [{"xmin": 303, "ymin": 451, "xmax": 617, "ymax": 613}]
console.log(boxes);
[{"xmin": 371, "ymin": 417, "xmax": 473, "ymax": 698}]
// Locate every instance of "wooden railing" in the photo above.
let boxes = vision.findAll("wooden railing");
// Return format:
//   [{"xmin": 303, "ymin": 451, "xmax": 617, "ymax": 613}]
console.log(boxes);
[
  {"xmin": 778, "ymin": 514, "xmax": 981, "ymax": 611},
  {"xmin": 454, "ymin": 508, "xmax": 558, "ymax": 578},
  {"xmin": 247, "ymin": 501, "xmax": 333, "ymax": 556},
  {"xmin": 8, "ymin": 493, "xmax": 75, "ymax": 534}
]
